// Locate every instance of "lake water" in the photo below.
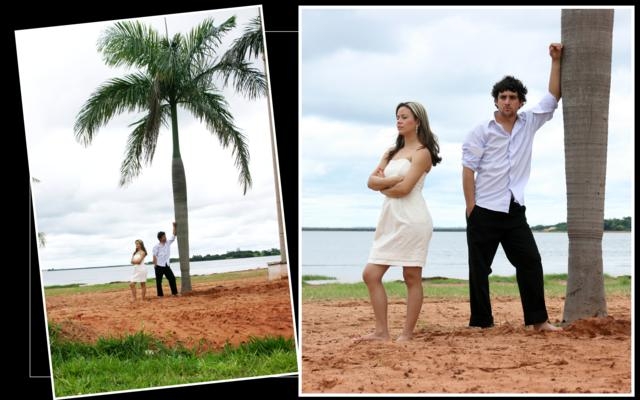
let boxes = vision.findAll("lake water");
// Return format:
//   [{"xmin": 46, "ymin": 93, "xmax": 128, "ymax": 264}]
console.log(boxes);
[
  {"xmin": 41, "ymin": 255, "xmax": 282, "ymax": 287},
  {"xmin": 302, "ymin": 231, "xmax": 632, "ymax": 283}
]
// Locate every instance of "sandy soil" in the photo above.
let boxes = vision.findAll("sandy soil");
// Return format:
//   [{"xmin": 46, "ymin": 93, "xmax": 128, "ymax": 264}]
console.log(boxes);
[
  {"xmin": 46, "ymin": 273, "xmax": 295, "ymax": 351},
  {"xmin": 301, "ymin": 296, "xmax": 631, "ymax": 394}
]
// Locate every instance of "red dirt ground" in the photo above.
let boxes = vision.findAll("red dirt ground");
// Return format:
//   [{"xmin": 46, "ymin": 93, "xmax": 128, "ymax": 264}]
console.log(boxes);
[
  {"xmin": 301, "ymin": 295, "xmax": 631, "ymax": 394},
  {"xmin": 46, "ymin": 274, "xmax": 295, "ymax": 351}
]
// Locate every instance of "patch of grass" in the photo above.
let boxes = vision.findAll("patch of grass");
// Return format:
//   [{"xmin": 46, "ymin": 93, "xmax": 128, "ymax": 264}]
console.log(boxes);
[
  {"xmin": 422, "ymin": 277, "xmax": 467, "ymax": 284},
  {"xmin": 302, "ymin": 274, "xmax": 631, "ymax": 301},
  {"xmin": 603, "ymin": 274, "xmax": 631, "ymax": 296},
  {"xmin": 43, "ymin": 283, "xmax": 84, "ymax": 289},
  {"xmin": 302, "ymin": 275, "xmax": 337, "ymax": 281},
  {"xmin": 44, "ymin": 268, "xmax": 267, "ymax": 297},
  {"xmin": 50, "ymin": 331, "xmax": 296, "ymax": 397}
]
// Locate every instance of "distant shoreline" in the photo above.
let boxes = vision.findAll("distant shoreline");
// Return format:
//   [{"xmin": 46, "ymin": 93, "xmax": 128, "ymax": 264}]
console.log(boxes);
[
  {"xmin": 302, "ymin": 227, "xmax": 465, "ymax": 232},
  {"xmin": 303, "ymin": 217, "xmax": 631, "ymax": 232},
  {"xmin": 302, "ymin": 227, "xmax": 631, "ymax": 232},
  {"xmin": 42, "ymin": 254, "xmax": 279, "ymax": 272}
]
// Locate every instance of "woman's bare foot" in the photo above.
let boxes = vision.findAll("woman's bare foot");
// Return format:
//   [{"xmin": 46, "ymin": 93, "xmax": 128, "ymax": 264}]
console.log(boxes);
[
  {"xmin": 396, "ymin": 334, "xmax": 413, "ymax": 342},
  {"xmin": 534, "ymin": 321, "xmax": 563, "ymax": 332},
  {"xmin": 355, "ymin": 332, "xmax": 391, "ymax": 342}
]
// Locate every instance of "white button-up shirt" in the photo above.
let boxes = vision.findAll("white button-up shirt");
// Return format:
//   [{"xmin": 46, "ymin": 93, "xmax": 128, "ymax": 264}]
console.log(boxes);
[
  {"xmin": 153, "ymin": 235, "xmax": 176, "ymax": 267},
  {"xmin": 462, "ymin": 92, "xmax": 558, "ymax": 213}
]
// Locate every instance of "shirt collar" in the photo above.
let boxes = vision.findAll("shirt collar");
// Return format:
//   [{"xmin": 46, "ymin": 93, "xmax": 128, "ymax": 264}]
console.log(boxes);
[{"xmin": 486, "ymin": 110, "xmax": 528, "ymax": 129}]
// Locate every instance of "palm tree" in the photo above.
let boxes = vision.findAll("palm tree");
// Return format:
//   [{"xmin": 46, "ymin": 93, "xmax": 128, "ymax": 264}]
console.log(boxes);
[
  {"xmin": 561, "ymin": 9, "xmax": 614, "ymax": 323},
  {"xmin": 224, "ymin": 13, "xmax": 287, "ymax": 265},
  {"xmin": 74, "ymin": 16, "xmax": 265, "ymax": 292}
]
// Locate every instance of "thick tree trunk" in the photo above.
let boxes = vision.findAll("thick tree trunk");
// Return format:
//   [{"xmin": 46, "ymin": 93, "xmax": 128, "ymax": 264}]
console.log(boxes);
[
  {"xmin": 170, "ymin": 102, "xmax": 192, "ymax": 293},
  {"xmin": 561, "ymin": 9, "xmax": 613, "ymax": 323}
]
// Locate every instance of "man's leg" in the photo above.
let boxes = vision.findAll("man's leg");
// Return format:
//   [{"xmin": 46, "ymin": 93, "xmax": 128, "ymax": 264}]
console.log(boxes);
[
  {"xmin": 501, "ymin": 203, "xmax": 549, "ymax": 326},
  {"xmin": 466, "ymin": 206, "xmax": 501, "ymax": 327},
  {"xmin": 165, "ymin": 265, "xmax": 178, "ymax": 295},
  {"xmin": 154, "ymin": 266, "xmax": 164, "ymax": 297}
]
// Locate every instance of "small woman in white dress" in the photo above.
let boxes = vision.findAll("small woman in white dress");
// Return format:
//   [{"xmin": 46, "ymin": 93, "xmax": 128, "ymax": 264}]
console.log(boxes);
[
  {"xmin": 362, "ymin": 101, "xmax": 442, "ymax": 342},
  {"xmin": 129, "ymin": 239, "xmax": 148, "ymax": 301}
]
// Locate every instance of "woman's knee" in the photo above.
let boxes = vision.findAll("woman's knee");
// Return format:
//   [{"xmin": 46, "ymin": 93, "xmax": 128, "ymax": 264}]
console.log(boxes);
[
  {"xmin": 403, "ymin": 268, "xmax": 422, "ymax": 285},
  {"xmin": 363, "ymin": 265, "xmax": 382, "ymax": 284}
]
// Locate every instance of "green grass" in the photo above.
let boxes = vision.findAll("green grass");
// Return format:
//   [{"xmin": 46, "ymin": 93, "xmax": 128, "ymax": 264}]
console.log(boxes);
[
  {"xmin": 302, "ymin": 273, "xmax": 631, "ymax": 301},
  {"xmin": 44, "ymin": 268, "xmax": 267, "ymax": 297},
  {"xmin": 302, "ymin": 275, "xmax": 337, "ymax": 281},
  {"xmin": 49, "ymin": 326, "xmax": 296, "ymax": 397}
]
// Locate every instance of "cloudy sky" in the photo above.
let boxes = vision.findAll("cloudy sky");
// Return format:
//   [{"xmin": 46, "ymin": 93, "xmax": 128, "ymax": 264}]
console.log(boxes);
[
  {"xmin": 300, "ymin": 6, "xmax": 633, "ymax": 228},
  {"xmin": 18, "ymin": 5, "xmax": 284, "ymax": 269}
]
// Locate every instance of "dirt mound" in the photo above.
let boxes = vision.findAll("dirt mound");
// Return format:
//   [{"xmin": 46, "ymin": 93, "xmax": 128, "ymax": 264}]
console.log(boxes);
[
  {"xmin": 54, "ymin": 319, "xmax": 98, "ymax": 343},
  {"xmin": 564, "ymin": 316, "xmax": 631, "ymax": 337},
  {"xmin": 46, "ymin": 275, "xmax": 294, "ymax": 350}
]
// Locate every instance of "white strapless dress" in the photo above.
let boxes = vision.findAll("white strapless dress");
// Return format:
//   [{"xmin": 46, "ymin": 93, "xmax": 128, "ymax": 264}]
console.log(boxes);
[
  {"xmin": 130, "ymin": 252, "xmax": 147, "ymax": 282},
  {"xmin": 368, "ymin": 158, "xmax": 433, "ymax": 267}
]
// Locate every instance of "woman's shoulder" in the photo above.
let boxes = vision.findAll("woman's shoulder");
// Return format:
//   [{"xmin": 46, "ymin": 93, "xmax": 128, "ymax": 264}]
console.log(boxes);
[{"xmin": 410, "ymin": 147, "xmax": 431, "ymax": 165}]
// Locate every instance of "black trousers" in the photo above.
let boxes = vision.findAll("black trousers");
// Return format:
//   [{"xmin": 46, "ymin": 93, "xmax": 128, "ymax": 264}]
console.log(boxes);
[
  {"xmin": 154, "ymin": 264, "xmax": 178, "ymax": 296},
  {"xmin": 466, "ymin": 199, "xmax": 549, "ymax": 327}
]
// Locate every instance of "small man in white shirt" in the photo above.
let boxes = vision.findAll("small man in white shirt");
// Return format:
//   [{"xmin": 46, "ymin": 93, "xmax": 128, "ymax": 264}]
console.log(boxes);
[
  {"xmin": 152, "ymin": 222, "xmax": 178, "ymax": 296},
  {"xmin": 462, "ymin": 43, "xmax": 564, "ymax": 332}
]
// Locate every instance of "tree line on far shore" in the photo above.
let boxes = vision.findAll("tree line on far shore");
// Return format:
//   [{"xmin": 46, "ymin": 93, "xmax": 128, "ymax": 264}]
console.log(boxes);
[
  {"xmin": 302, "ymin": 217, "xmax": 631, "ymax": 232},
  {"xmin": 530, "ymin": 216, "xmax": 631, "ymax": 232},
  {"xmin": 145, "ymin": 248, "xmax": 282, "ymax": 264}
]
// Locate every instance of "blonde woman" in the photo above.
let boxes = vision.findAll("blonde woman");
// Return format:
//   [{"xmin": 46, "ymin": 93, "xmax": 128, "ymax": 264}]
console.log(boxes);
[
  {"xmin": 129, "ymin": 239, "xmax": 148, "ymax": 301},
  {"xmin": 362, "ymin": 101, "xmax": 441, "ymax": 342}
]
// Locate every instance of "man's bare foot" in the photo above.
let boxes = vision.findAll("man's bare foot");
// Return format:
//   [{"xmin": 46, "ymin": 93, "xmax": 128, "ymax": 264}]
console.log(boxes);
[
  {"xmin": 396, "ymin": 334, "xmax": 413, "ymax": 342},
  {"xmin": 355, "ymin": 332, "xmax": 391, "ymax": 342},
  {"xmin": 534, "ymin": 321, "xmax": 563, "ymax": 332}
]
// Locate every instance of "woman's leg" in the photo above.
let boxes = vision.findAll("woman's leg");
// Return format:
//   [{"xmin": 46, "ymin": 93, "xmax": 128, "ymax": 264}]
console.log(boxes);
[
  {"xmin": 398, "ymin": 266, "xmax": 424, "ymax": 341},
  {"xmin": 141, "ymin": 282, "xmax": 146, "ymax": 300},
  {"xmin": 129, "ymin": 282, "xmax": 137, "ymax": 301},
  {"xmin": 361, "ymin": 263, "xmax": 391, "ymax": 340}
]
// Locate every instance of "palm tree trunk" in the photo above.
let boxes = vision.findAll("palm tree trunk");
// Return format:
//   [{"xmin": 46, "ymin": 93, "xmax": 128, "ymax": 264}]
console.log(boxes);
[
  {"xmin": 261, "ymin": 41, "xmax": 286, "ymax": 265},
  {"xmin": 561, "ymin": 9, "xmax": 613, "ymax": 323},
  {"xmin": 170, "ymin": 102, "xmax": 192, "ymax": 293}
]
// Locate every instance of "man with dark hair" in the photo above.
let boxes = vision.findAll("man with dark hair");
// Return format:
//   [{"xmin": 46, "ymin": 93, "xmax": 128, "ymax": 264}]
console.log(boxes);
[
  {"xmin": 152, "ymin": 222, "xmax": 178, "ymax": 297},
  {"xmin": 461, "ymin": 43, "xmax": 563, "ymax": 331}
]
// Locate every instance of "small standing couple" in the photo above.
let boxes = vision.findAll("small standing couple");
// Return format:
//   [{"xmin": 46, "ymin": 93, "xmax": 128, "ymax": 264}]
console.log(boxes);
[
  {"xmin": 129, "ymin": 221, "xmax": 180, "ymax": 301},
  {"xmin": 362, "ymin": 43, "xmax": 564, "ymax": 341}
]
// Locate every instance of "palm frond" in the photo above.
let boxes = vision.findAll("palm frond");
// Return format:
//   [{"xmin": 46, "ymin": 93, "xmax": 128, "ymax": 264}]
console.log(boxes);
[
  {"xmin": 183, "ymin": 90, "xmax": 251, "ymax": 193},
  {"xmin": 226, "ymin": 15, "xmax": 263, "ymax": 61},
  {"xmin": 74, "ymin": 73, "xmax": 152, "ymax": 146},
  {"xmin": 98, "ymin": 21, "xmax": 161, "ymax": 69},
  {"xmin": 141, "ymin": 79, "xmax": 166, "ymax": 164},
  {"xmin": 185, "ymin": 16, "xmax": 236, "ymax": 66},
  {"xmin": 221, "ymin": 60, "xmax": 267, "ymax": 100},
  {"xmin": 196, "ymin": 58, "xmax": 266, "ymax": 100},
  {"xmin": 119, "ymin": 103, "xmax": 169, "ymax": 186}
]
